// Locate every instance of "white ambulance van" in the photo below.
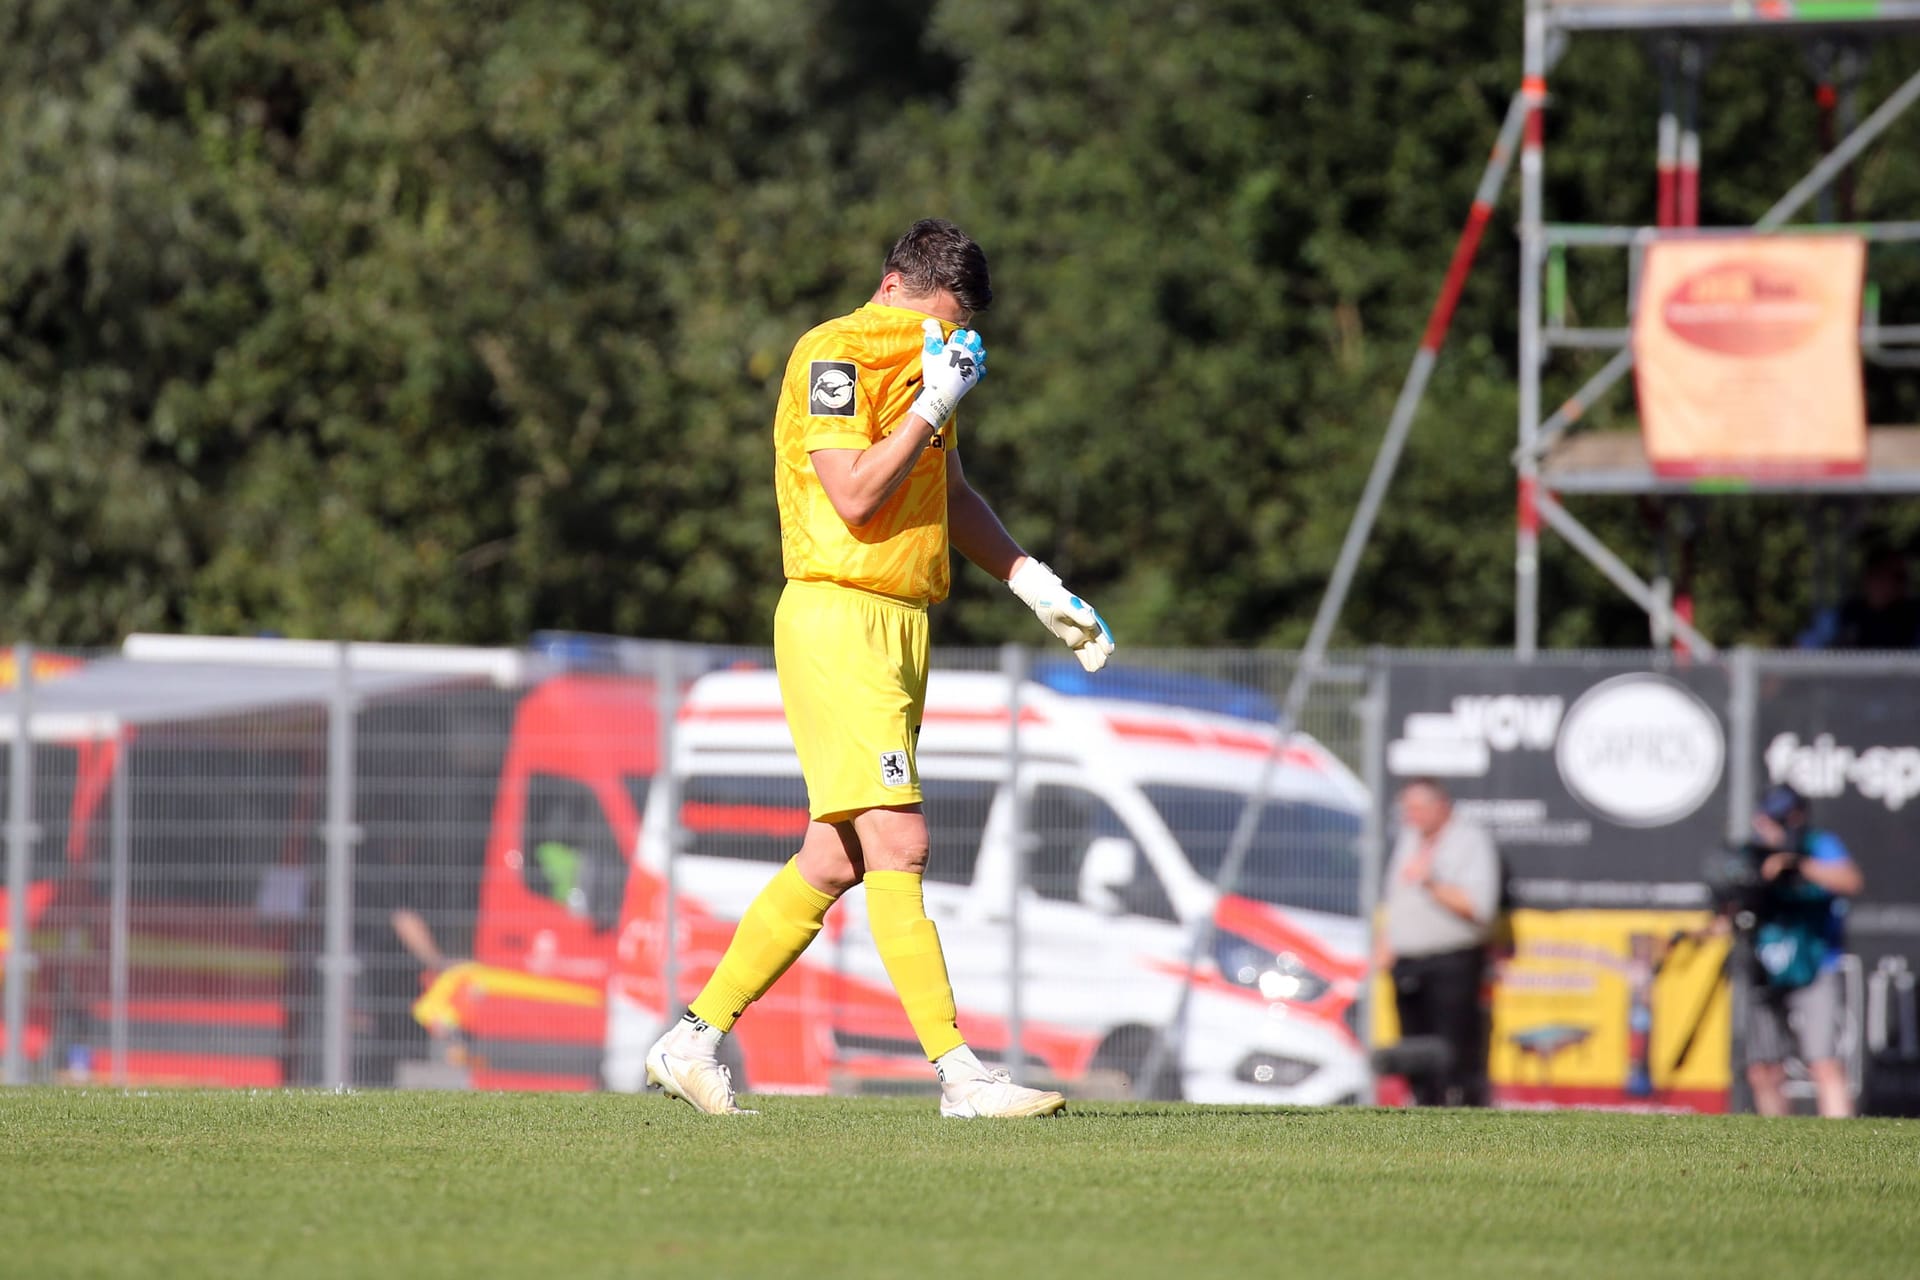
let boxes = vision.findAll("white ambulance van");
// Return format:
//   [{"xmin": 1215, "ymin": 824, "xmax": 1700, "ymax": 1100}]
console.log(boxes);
[{"xmin": 605, "ymin": 665, "xmax": 1372, "ymax": 1106}]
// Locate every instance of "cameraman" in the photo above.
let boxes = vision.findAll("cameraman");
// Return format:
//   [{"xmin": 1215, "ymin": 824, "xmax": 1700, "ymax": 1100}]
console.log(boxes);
[{"xmin": 1737, "ymin": 784, "xmax": 1864, "ymax": 1119}]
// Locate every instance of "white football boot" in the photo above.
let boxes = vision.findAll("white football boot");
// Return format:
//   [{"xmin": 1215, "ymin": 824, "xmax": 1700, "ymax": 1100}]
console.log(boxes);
[
  {"xmin": 645, "ymin": 1018, "xmax": 756, "ymax": 1115},
  {"xmin": 939, "ymin": 1067, "xmax": 1067, "ymax": 1119}
]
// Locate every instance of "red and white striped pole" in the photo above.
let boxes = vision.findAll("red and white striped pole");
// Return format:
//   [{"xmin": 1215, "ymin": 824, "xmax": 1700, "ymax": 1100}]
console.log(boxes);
[
  {"xmin": 1285, "ymin": 87, "xmax": 1533, "ymax": 717},
  {"xmin": 1657, "ymin": 51, "xmax": 1679, "ymax": 229}
]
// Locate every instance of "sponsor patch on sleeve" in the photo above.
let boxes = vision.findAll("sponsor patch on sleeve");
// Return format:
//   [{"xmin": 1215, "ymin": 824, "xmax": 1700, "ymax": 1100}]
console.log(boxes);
[{"xmin": 808, "ymin": 361, "xmax": 859, "ymax": 417}]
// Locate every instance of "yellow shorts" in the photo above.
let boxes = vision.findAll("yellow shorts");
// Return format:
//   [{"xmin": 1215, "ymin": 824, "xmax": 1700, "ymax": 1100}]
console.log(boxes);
[{"xmin": 775, "ymin": 579, "xmax": 929, "ymax": 823}]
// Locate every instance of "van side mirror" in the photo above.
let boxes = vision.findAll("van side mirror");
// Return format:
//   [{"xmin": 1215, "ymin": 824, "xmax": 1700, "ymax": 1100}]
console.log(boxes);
[{"xmin": 1078, "ymin": 837, "xmax": 1139, "ymax": 916}]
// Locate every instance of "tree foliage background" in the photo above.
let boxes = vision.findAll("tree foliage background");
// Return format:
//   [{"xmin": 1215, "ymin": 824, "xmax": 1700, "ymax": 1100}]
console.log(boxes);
[{"xmin": 2, "ymin": 0, "xmax": 1917, "ymax": 650}]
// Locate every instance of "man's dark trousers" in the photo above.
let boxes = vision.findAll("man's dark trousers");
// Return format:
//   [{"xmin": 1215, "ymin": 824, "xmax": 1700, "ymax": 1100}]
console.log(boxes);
[{"xmin": 1392, "ymin": 946, "xmax": 1490, "ymax": 1106}]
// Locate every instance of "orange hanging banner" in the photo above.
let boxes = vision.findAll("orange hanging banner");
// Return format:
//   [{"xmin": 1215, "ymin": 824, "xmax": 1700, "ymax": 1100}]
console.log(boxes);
[{"xmin": 1633, "ymin": 235, "xmax": 1866, "ymax": 479}]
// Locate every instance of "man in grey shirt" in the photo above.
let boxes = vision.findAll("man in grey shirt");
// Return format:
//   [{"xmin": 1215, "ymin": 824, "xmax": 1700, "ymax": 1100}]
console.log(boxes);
[{"xmin": 1377, "ymin": 778, "xmax": 1501, "ymax": 1106}]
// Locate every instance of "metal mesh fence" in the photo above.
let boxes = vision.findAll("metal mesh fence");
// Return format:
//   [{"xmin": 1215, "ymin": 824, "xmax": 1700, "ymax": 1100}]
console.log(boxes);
[
  {"xmin": 0, "ymin": 639, "xmax": 1376, "ymax": 1100},
  {"xmin": 4, "ymin": 638, "xmax": 1914, "ymax": 1113}
]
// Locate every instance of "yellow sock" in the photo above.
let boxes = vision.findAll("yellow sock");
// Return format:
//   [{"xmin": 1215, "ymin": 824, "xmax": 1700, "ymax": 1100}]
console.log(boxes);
[
  {"xmin": 688, "ymin": 857, "xmax": 835, "ymax": 1032},
  {"xmin": 864, "ymin": 870, "xmax": 964, "ymax": 1061}
]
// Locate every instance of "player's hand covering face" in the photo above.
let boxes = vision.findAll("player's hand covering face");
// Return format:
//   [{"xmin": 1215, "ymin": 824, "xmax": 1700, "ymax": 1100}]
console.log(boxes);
[{"xmin": 910, "ymin": 318, "xmax": 987, "ymax": 430}]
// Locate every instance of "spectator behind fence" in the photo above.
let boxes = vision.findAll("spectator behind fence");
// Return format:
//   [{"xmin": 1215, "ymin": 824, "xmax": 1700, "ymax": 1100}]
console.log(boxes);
[
  {"xmin": 355, "ymin": 834, "xmax": 480, "ymax": 1086},
  {"xmin": 1801, "ymin": 546, "xmax": 1920, "ymax": 650},
  {"xmin": 1376, "ymin": 778, "xmax": 1501, "ymax": 1107},
  {"xmin": 1736, "ymin": 784, "xmax": 1864, "ymax": 1119}
]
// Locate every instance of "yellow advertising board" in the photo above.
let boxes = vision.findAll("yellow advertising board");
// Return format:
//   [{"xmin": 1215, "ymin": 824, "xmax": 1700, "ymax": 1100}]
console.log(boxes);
[
  {"xmin": 1375, "ymin": 909, "xmax": 1732, "ymax": 1112},
  {"xmin": 1633, "ymin": 236, "xmax": 1865, "ymax": 479}
]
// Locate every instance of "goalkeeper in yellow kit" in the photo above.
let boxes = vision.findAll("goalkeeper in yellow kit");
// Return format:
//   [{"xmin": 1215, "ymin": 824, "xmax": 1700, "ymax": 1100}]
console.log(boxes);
[{"xmin": 645, "ymin": 218, "xmax": 1113, "ymax": 1117}]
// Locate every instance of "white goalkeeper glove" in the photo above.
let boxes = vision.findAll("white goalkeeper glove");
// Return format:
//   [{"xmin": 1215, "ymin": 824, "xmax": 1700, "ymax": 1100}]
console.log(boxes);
[
  {"xmin": 1008, "ymin": 558, "xmax": 1115, "ymax": 674},
  {"xmin": 910, "ymin": 317, "xmax": 987, "ymax": 430}
]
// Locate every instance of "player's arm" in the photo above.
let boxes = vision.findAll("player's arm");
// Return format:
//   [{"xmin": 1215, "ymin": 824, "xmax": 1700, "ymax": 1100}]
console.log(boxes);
[
  {"xmin": 947, "ymin": 444, "xmax": 1117, "ymax": 673},
  {"xmin": 814, "ymin": 320, "xmax": 986, "ymax": 527},
  {"xmin": 946, "ymin": 448, "xmax": 1025, "ymax": 580},
  {"xmin": 813, "ymin": 416, "xmax": 939, "ymax": 527}
]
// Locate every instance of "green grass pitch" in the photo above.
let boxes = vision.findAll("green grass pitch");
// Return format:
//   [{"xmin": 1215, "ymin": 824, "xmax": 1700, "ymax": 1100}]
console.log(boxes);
[{"xmin": 4, "ymin": 1089, "xmax": 1918, "ymax": 1279}]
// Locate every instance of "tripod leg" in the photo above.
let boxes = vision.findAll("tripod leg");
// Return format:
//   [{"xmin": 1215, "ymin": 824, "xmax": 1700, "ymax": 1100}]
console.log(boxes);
[{"xmin": 1667, "ymin": 955, "xmax": 1730, "ymax": 1080}]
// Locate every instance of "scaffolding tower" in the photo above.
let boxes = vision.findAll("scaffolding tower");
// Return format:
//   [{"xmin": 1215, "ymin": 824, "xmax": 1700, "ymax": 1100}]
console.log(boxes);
[
  {"xmin": 1518, "ymin": 0, "xmax": 1920, "ymax": 657},
  {"xmin": 1288, "ymin": 0, "xmax": 1920, "ymax": 712}
]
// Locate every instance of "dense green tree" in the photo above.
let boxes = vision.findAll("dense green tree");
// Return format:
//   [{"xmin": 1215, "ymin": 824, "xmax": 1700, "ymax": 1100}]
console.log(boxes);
[{"xmin": 1, "ymin": 1, "xmax": 1915, "ymax": 651}]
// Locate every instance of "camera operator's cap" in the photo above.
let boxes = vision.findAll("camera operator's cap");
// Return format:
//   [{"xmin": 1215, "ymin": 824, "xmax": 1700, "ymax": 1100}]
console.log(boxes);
[{"xmin": 1759, "ymin": 783, "xmax": 1807, "ymax": 822}]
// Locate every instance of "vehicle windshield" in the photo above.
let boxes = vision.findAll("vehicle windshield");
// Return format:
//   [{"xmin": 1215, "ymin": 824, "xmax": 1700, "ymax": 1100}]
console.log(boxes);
[
  {"xmin": 1142, "ymin": 784, "xmax": 1361, "ymax": 917},
  {"xmin": 620, "ymin": 774, "xmax": 651, "ymax": 823}
]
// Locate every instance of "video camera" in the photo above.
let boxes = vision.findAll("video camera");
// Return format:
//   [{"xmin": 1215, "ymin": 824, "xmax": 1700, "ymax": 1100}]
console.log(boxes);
[
  {"xmin": 1703, "ymin": 782, "xmax": 1811, "ymax": 920},
  {"xmin": 1703, "ymin": 837, "xmax": 1809, "ymax": 923}
]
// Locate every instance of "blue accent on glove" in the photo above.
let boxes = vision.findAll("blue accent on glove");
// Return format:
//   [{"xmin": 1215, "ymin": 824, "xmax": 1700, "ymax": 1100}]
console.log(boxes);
[{"xmin": 956, "ymin": 329, "xmax": 987, "ymax": 374}]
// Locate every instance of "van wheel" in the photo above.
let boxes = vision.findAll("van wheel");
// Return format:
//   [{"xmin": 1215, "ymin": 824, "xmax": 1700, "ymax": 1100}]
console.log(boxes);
[{"xmin": 1090, "ymin": 1027, "xmax": 1182, "ymax": 1102}]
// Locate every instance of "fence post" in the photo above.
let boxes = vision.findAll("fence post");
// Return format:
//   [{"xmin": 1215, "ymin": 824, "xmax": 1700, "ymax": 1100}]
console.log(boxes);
[
  {"xmin": 1355, "ymin": 650, "xmax": 1392, "ymax": 1102},
  {"xmin": 109, "ymin": 728, "xmax": 131, "ymax": 1085},
  {"xmin": 320, "ymin": 643, "xmax": 360, "ymax": 1088},
  {"xmin": 1725, "ymin": 646, "xmax": 1759, "ymax": 841},
  {"xmin": 1000, "ymin": 643, "xmax": 1029, "ymax": 1079},
  {"xmin": 1139, "ymin": 655, "xmax": 1297, "ymax": 1097},
  {"xmin": 1724, "ymin": 645, "xmax": 1761, "ymax": 1114},
  {"xmin": 3, "ymin": 645, "xmax": 35, "ymax": 1085},
  {"xmin": 655, "ymin": 644, "xmax": 682, "ymax": 1023}
]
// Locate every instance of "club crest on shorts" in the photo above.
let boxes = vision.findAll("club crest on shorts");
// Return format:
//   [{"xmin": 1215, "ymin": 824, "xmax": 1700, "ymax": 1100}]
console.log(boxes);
[
  {"xmin": 878, "ymin": 750, "xmax": 910, "ymax": 787},
  {"xmin": 809, "ymin": 361, "xmax": 858, "ymax": 416}
]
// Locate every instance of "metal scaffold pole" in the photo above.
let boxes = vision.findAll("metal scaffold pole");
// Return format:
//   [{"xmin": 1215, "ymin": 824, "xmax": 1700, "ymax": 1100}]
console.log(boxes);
[
  {"xmin": 1516, "ymin": 4, "xmax": 1549, "ymax": 658},
  {"xmin": 1759, "ymin": 66, "xmax": 1920, "ymax": 230},
  {"xmin": 1677, "ymin": 40, "xmax": 1703, "ymax": 230},
  {"xmin": 1657, "ymin": 45, "xmax": 1678, "ymax": 228}
]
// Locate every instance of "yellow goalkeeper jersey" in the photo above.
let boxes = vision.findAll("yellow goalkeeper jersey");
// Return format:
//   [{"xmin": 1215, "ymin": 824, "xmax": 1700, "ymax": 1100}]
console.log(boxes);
[{"xmin": 774, "ymin": 303, "xmax": 956, "ymax": 605}]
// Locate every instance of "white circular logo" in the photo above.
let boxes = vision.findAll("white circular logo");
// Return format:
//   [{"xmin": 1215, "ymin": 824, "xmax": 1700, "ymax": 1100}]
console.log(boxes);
[{"xmin": 1553, "ymin": 674, "xmax": 1724, "ymax": 827}]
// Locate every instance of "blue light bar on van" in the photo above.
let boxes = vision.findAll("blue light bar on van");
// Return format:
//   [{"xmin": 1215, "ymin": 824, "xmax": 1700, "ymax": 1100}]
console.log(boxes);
[
  {"xmin": 1030, "ymin": 661, "xmax": 1279, "ymax": 723},
  {"xmin": 529, "ymin": 632, "xmax": 658, "ymax": 674},
  {"xmin": 529, "ymin": 632, "xmax": 765, "ymax": 678}
]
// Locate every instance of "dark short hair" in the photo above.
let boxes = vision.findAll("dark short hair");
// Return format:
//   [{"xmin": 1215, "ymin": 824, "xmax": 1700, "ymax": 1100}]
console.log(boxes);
[
  {"xmin": 1759, "ymin": 783, "xmax": 1807, "ymax": 823},
  {"xmin": 1399, "ymin": 777, "xmax": 1451, "ymax": 802},
  {"xmin": 883, "ymin": 219, "xmax": 992, "ymax": 314}
]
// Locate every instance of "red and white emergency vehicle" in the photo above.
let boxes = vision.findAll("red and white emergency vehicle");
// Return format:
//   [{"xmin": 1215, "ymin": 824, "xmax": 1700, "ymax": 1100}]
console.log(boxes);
[{"xmin": 599, "ymin": 666, "xmax": 1372, "ymax": 1105}]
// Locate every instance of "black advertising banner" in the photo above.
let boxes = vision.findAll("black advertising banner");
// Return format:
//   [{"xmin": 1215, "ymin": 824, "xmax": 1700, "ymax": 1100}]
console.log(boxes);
[
  {"xmin": 1753, "ymin": 665, "xmax": 1920, "ymax": 1114},
  {"xmin": 1384, "ymin": 660, "xmax": 1731, "ymax": 910},
  {"xmin": 1757, "ymin": 667, "xmax": 1920, "ymax": 982},
  {"xmin": 1757, "ymin": 669, "xmax": 1920, "ymax": 919}
]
